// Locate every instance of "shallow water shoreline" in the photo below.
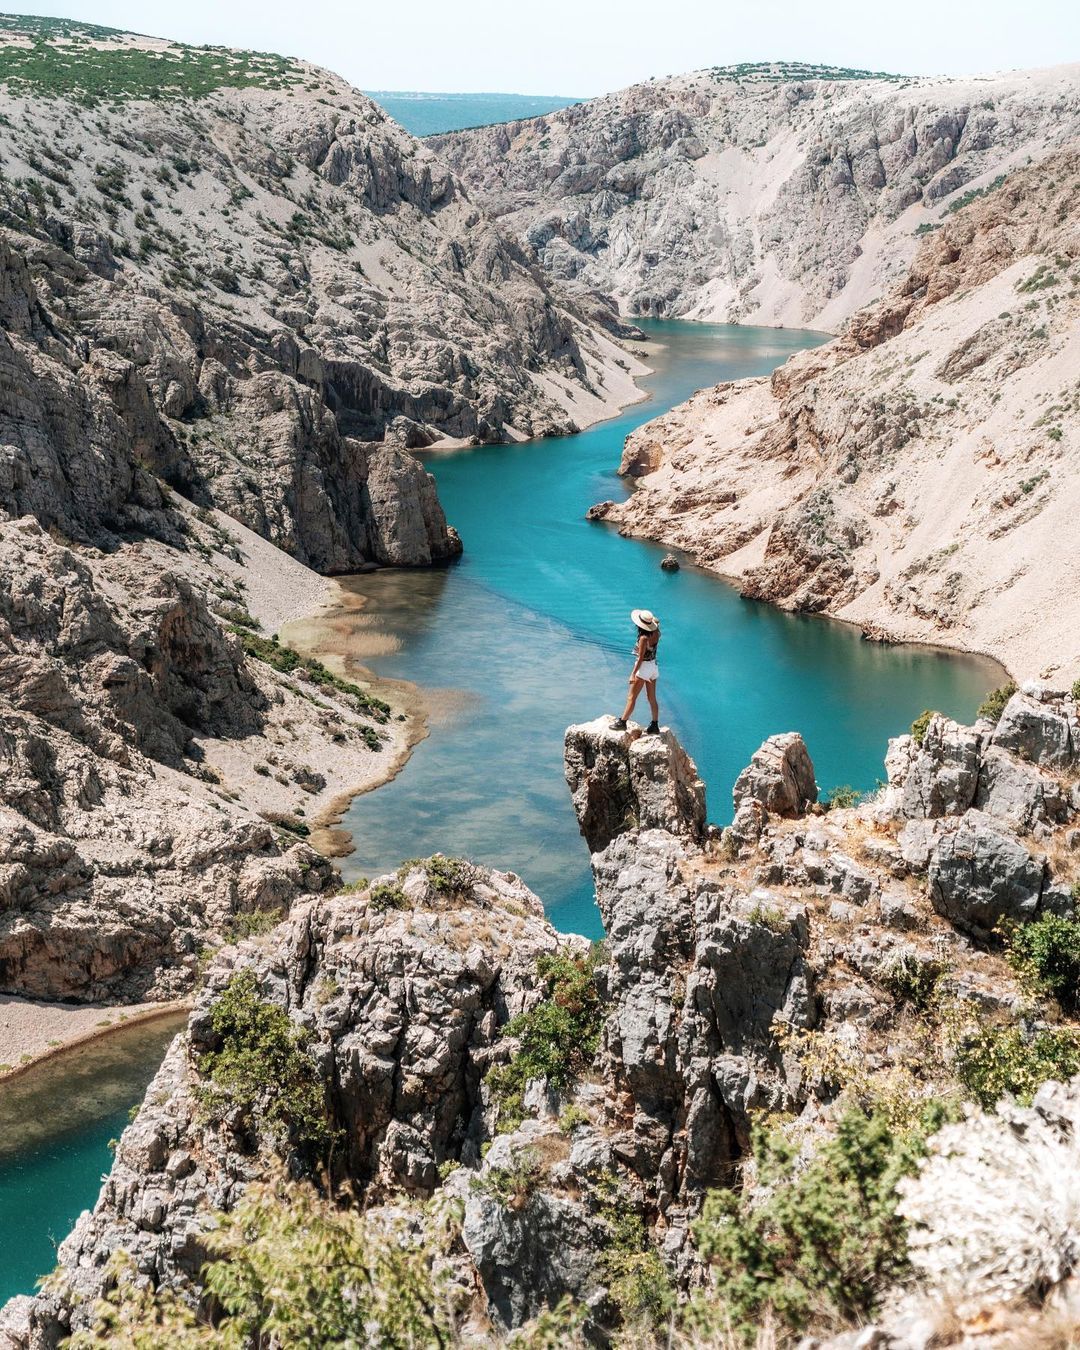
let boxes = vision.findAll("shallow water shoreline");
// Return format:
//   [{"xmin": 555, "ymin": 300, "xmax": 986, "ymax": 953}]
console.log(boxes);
[{"xmin": 0, "ymin": 998, "xmax": 189, "ymax": 1084}]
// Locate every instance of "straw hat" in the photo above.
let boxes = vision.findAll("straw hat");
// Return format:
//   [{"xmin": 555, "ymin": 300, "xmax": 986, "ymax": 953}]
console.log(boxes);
[{"xmin": 631, "ymin": 608, "xmax": 659, "ymax": 632}]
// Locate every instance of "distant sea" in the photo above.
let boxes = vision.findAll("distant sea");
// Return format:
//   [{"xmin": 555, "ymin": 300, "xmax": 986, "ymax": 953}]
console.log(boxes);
[{"xmin": 365, "ymin": 91, "xmax": 581, "ymax": 137}]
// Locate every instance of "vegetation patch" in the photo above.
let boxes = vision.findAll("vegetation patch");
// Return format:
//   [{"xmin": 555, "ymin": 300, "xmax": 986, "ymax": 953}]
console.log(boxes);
[
  {"xmin": 232, "ymin": 628, "xmax": 390, "ymax": 722},
  {"xmin": 66, "ymin": 1178, "xmax": 456, "ymax": 1348},
  {"xmin": 398, "ymin": 854, "xmax": 482, "ymax": 900},
  {"xmin": 1006, "ymin": 914, "xmax": 1080, "ymax": 1013},
  {"xmin": 368, "ymin": 880, "xmax": 408, "ymax": 912},
  {"xmin": 945, "ymin": 173, "xmax": 1006, "ymax": 216},
  {"xmin": 976, "ymin": 681, "xmax": 1017, "ymax": 723},
  {"xmin": 0, "ymin": 17, "xmax": 304, "ymax": 101},
  {"xmin": 823, "ymin": 784, "xmax": 861, "ymax": 810},
  {"xmin": 952, "ymin": 1021, "xmax": 1080, "ymax": 1109},
  {"xmin": 910, "ymin": 709, "xmax": 937, "ymax": 745},
  {"xmin": 688, "ymin": 1103, "xmax": 950, "ymax": 1338},
  {"xmin": 880, "ymin": 953, "xmax": 944, "ymax": 1014},
  {"xmin": 194, "ymin": 970, "xmax": 334, "ymax": 1163},
  {"xmin": 221, "ymin": 908, "xmax": 284, "ymax": 944},
  {"xmin": 594, "ymin": 1176, "xmax": 675, "ymax": 1331},
  {"xmin": 486, "ymin": 949, "xmax": 605, "ymax": 1132}
]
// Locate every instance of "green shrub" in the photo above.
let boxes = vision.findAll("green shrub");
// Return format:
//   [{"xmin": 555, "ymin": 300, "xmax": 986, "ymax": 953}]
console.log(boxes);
[
  {"xmin": 1007, "ymin": 914, "xmax": 1080, "ymax": 1012},
  {"xmin": 880, "ymin": 953, "xmax": 943, "ymax": 1014},
  {"xmin": 1072, "ymin": 677, "xmax": 1080, "ymax": 702},
  {"xmin": 195, "ymin": 970, "xmax": 333, "ymax": 1162},
  {"xmin": 824, "ymin": 784, "xmax": 860, "ymax": 810},
  {"xmin": 976, "ymin": 681, "xmax": 1017, "ymax": 723},
  {"xmin": 471, "ymin": 1146, "xmax": 542, "ymax": 1206},
  {"xmin": 910, "ymin": 709, "xmax": 936, "ymax": 745},
  {"xmin": 368, "ymin": 881, "xmax": 407, "ymax": 912},
  {"xmin": 690, "ymin": 1104, "xmax": 950, "ymax": 1337},
  {"xmin": 598, "ymin": 1200, "xmax": 674, "ymax": 1330},
  {"xmin": 953, "ymin": 1022, "xmax": 1080, "ymax": 1108},
  {"xmin": 66, "ymin": 1178, "xmax": 454, "ymax": 1349},
  {"xmin": 486, "ymin": 949, "xmax": 605, "ymax": 1132},
  {"xmin": 399, "ymin": 855, "xmax": 481, "ymax": 898},
  {"xmin": 222, "ymin": 908, "xmax": 283, "ymax": 943}
]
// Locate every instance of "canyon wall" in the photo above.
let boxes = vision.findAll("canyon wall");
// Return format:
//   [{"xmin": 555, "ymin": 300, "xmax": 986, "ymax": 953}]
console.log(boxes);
[
  {"xmin": 594, "ymin": 148, "xmax": 1080, "ymax": 683},
  {"xmin": 435, "ymin": 62, "xmax": 1080, "ymax": 331}
]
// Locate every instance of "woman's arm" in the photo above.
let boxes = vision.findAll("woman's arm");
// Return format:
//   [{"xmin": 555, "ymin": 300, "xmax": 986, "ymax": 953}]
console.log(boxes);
[{"xmin": 629, "ymin": 633, "xmax": 645, "ymax": 681}]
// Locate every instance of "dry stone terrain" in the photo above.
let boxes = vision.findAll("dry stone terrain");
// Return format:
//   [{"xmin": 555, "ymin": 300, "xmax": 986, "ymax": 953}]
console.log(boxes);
[
  {"xmin": 4, "ymin": 692, "xmax": 1078, "ymax": 1344},
  {"xmin": 0, "ymin": 17, "xmax": 640, "ymax": 1005},
  {"xmin": 597, "ymin": 149, "xmax": 1080, "ymax": 682},
  {"xmin": 435, "ymin": 62, "xmax": 1080, "ymax": 331}
]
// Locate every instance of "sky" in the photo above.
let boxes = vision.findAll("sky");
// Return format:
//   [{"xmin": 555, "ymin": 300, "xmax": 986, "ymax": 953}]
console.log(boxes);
[{"xmin": 4, "ymin": 0, "xmax": 1079, "ymax": 96}]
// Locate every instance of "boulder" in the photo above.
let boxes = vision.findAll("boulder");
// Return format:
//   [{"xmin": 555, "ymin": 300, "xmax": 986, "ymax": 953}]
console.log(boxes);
[
  {"xmin": 975, "ymin": 745, "xmax": 1072, "ymax": 833},
  {"xmin": 732, "ymin": 732, "xmax": 817, "ymax": 818},
  {"xmin": 992, "ymin": 692, "xmax": 1076, "ymax": 769},
  {"xmin": 895, "ymin": 716, "xmax": 982, "ymax": 818},
  {"xmin": 928, "ymin": 809, "xmax": 1046, "ymax": 938}
]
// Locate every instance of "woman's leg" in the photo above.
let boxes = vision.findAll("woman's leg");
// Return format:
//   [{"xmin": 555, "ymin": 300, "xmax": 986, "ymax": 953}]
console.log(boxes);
[
  {"xmin": 620, "ymin": 677, "xmax": 644, "ymax": 721},
  {"xmin": 644, "ymin": 680, "xmax": 659, "ymax": 723}
]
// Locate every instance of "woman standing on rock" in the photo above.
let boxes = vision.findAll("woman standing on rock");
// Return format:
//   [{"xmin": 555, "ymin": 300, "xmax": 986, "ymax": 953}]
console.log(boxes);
[{"xmin": 613, "ymin": 608, "xmax": 661, "ymax": 734}]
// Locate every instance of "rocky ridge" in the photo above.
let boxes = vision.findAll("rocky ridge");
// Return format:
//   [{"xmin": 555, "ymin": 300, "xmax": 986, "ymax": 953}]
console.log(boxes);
[
  {"xmin": 5, "ymin": 685, "xmax": 1079, "ymax": 1344},
  {"xmin": 434, "ymin": 62, "xmax": 1080, "ymax": 331},
  {"xmin": 0, "ymin": 17, "xmax": 644, "ymax": 574},
  {"xmin": 595, "ymin": 148, "xmax": 1080, "ymax": 682},
  {"xmin": 0, "ymin": 16, "xmax": 648, "ymax": 1008}
]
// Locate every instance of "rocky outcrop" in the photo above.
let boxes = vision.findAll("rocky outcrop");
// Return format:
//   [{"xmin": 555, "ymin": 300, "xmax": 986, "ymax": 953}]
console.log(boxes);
[
  {"xmin": 434, "ymin": 63, "xmax": 1080, "ymax": 330},
  {"xmin": 732, "ymin": 731, "xmax": 817, "ymax": 818},
  {"xmin": 598, "ymin": 148, "xmax": 1080, "ymax": 683},
  {"xmin": 0, "ymin": 18, "xmax": 641, "ymax": 574},
  {"xmin": 4, "ymin": 697, "xmax": 1079, "ymax": 1343}
]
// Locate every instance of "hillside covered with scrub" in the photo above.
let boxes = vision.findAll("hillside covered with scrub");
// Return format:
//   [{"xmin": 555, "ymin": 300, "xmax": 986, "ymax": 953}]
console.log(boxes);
[{"xmin": 5, "ymin": 683, "xmax": 1080, "ymax": 1346}]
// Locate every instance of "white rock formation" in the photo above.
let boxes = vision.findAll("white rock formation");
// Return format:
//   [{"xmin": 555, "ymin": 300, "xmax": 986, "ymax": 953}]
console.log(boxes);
[{"xmin": 435, "ymin": 62, "xmax": 1080, "ymax": 331}]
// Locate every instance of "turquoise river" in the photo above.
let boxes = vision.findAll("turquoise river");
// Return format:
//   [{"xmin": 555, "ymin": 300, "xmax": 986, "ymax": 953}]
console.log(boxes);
[
  {"xmin": 336, "ymin": 319, "xmax": 1001, "ymax": 934},
  {"xmin": 0, "ymin": 319, "xmax": 1001, "ymax": 1301}
]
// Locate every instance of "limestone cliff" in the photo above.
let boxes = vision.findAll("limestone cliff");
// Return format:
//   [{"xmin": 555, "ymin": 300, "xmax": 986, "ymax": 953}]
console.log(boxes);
[
  {"xmin": 597, "ymin": 148, "xmax": 1080, "ymax": 683},
  {"xmin": 5, "ymin": 694, "xmax": 1078, "ymax": 1344},
  {"xmin": 434, "ymin": 62, "xmax": 1080, "ymax": 331},
  {"xmin": 0, "ymin": 16, "xmax": 641, "ymax": 573},
  {"xmin": 0, "ymin": 15, "xmax": 647, "ymax": 1005}
]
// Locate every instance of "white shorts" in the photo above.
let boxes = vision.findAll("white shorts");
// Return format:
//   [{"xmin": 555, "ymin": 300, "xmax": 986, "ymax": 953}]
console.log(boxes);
[{"xmin": 637, "ymin": 660, "xmax": 659, "ymax": 682}]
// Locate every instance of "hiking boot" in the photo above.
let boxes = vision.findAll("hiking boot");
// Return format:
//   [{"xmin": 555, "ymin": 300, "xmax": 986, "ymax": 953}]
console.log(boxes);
[
  {"xmin": 646, "ymin": 720, "xmax": 660, "ymax": 734},
  {"xmin": 611, "ymin": 717, "xmax": 627, "ymax": 731}
]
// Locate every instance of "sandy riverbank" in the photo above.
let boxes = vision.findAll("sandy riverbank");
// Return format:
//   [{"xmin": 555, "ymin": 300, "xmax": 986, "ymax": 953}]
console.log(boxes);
[{"xmin": 0, "ymin": 997, "xmax": 189, "ymax": 1080}]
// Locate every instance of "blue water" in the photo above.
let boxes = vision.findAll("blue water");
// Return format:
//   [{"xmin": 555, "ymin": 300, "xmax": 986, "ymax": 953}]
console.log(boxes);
[
  {"xmin": 0, "ymin": 1013, "xmax": 185, "ymax": 1302},
  {"xmin": 366, "ymin": 90, "xmax": 580, "ymax": 136},
  {"xmin": 336, "ymin": 320, "xmax": 1001, "ymax": 935}
]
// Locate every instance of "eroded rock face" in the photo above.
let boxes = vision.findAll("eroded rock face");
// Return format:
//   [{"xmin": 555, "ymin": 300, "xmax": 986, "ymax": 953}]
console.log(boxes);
[
  {"xmin": 591, "ymin": 150, "xmax": 1080, "ymax": 684},
  {"xmin": 434, "ymin": 64, "xmax": 1080, "ymax": 330},
  {"xmin": 0, "ymin": 35, "xmax": 639, "ymax": 574},
  {"xmin": 564, "ymin": 717, "xmax": 706, "ymax": 853},
  {"xmin": 732, "ymin": 731, "xmax": 817, "ymax": 818},
  {"xmin": 6, "ymin": 701, "xmax": 1079, "ymax": 1344},
  {"xmin": 10, "ymin": 863, "xmax": 573, "ymax": 1344},
  {"xmin": 566, "ymin": 718, "xmax": 814, "ymax": 1213}
]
